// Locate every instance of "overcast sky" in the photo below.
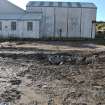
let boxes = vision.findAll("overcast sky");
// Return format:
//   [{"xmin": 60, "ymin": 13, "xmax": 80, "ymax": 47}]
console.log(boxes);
[{"xmin": 8, "ymin": 0, "xmax": 105, "ymax": 21}]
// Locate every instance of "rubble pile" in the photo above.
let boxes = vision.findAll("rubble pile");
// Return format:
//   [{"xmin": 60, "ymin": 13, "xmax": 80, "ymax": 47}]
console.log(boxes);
[{"xmin": 47, "ymin": 54, "xmax": 97, "ymax": 65}]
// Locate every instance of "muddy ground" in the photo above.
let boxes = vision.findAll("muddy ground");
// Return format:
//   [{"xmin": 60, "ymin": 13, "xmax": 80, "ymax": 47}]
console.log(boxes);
[{"xmin": 0, "ymin": 41, "xmax": 105, "ymax": 105}]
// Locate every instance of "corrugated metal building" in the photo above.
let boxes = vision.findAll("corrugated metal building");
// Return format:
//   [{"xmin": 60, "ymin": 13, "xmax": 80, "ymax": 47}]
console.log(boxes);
[{"xmin": 0, "ymin": 0, "xmax": 97, "ymax": 39}]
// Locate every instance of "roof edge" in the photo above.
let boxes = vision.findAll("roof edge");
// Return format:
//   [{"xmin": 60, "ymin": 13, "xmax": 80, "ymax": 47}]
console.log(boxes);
[{"xmin": 26, "ymin": 1, "xmax": 97, "ymax": 8}]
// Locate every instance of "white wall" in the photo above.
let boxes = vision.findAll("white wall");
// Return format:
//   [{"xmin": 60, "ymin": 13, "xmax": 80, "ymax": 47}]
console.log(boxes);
[
  {"xmin": 42, "ymin": 7, "xmax": 54, "ymax": 38},
  {"xmin": 81, "ymin": 8, "xmax": 96, "ymax": 38},
  {"xmin": 91, "ymin": 9, "xmax": 97, "ymax": 38},
  {"xmin": 26, "ymin": 6, "xmax": 97, "ymax": 39},
  {"xmin": 22, "ymin": 21, "xmax": 39, "ymax": 38},
  {"xmin": 68, "ymin": 8, "xmax": 81, "ymax": 38},
  {"xmin": 0, "ymin": 20, "xmax": 18, "ymax": 38},
  {"xmin": 0, "ymin": 20, "xmax": 40, "ymax": 38},
  {"xmin": 0, "ymin": 0, "xmax": 97, "ymax": 39},
  {"xmin": 33, "ymin": 7, "xmax": 68, "ymax": 38},
  {"xmin": 31, "ymin": 7, "xmax": 55, "ymax": 38},
  {"xmin": 55, "ymin": 7, "xmax": 68, "ymax": 38}
]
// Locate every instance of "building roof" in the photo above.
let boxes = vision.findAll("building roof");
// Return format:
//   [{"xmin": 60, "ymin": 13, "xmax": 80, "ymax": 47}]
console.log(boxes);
[
  {"xmin": 0, "ymin": 0, "xmax": 24, "ymax": 14},
  {"xmin": 0, "ymin": 13, "xmax": 42, "ymax": 20},
  {"xmin": 21, "ymin": 13, "xmax": 42, "ymax": 20},
  {"xmin": 26, "ymin": 1, "xmax": 97, "ymax": 9}
]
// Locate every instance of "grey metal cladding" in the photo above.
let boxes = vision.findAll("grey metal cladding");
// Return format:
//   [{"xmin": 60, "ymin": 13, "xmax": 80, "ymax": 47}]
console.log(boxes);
[
  {"xmin": 26, "ymin": 1, "xmax": 97, "ymax": 8},
  {"xmin": 67, "ymin": 2, "xmax": 72, "ymax": 7},
  {"xmin": 49, "ymin": 2, "xmax": 54, "ymax": 6},
  {"xmin": 77, "ymin": 2, "xmax": 81, "ymax": 7},
  {"xmin": 58, "ymin": 2, "xmax": 62, "ymax": 7}
]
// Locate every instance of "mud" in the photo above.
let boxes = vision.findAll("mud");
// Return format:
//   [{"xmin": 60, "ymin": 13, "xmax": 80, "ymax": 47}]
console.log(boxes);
[{"xmin": 0, "ymin": 42, "xmax": 105, "ymax": 105}]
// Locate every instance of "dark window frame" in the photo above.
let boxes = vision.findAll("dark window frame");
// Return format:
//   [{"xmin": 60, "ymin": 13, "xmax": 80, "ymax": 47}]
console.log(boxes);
[
  {"xmin": 0, "ymin": 22, "xmax": 2, "ymax": 31},
  {"xmin": 27, "ymin": 22, "xmax": 33, "ymax": 31},
  {"xmin": 11, "ymin": 21, "xmax": 16, "ymax": 31}
]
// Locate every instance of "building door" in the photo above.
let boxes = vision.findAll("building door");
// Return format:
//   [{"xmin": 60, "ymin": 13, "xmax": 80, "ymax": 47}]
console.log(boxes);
[{"xmin": 4, "ymin": 21, "xmax": 9, "ymax": 37}]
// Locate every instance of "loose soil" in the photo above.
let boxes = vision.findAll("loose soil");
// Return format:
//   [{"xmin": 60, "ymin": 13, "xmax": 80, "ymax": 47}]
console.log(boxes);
[{"xmin": 0, "ymin": 41, "xmax": 105, "ymax": 105}]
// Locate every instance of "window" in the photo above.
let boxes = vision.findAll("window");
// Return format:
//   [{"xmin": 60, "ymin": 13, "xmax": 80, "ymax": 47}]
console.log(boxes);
[
  {"xmin": 11, "ymin": 22, "xmax": 16, "ymax": 31},
  {"xmin": 27, "ymin": 22, "xmax": 33, "ymax": 31},
  {"xmin": 0, "ymin": 22, "xmax": 2, "ymax": 30}
]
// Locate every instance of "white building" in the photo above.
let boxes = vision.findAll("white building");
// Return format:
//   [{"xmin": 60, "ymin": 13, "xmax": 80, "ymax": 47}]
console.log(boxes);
[{"xmin": 0, "ymin": 0, "xmax": 97, "ymax": 39}]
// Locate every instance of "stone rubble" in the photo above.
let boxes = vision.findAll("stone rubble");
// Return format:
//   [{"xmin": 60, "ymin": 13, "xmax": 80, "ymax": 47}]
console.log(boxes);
[{"xmin": 47, "ymin": 54, "xmax": 97, "ymax": 65}]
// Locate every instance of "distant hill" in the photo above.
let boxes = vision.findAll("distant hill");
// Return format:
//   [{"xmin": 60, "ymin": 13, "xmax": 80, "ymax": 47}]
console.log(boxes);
[{"xmin": 96, "ymin": 22, "xmax": 105, "ymax": 31}]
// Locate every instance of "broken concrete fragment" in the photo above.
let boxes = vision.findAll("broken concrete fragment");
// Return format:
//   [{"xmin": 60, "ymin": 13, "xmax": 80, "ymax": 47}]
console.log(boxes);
[
  {"xmin": 83, "ymin": 55, "xmax": 96, "ymax": 65},
  {"xmin": 48, "ymin": 55, "xmax": 64, "ymax": 65},
  {"xmin": 47, "ymin": 53, "xmax": 97, "ymax": 65}
]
